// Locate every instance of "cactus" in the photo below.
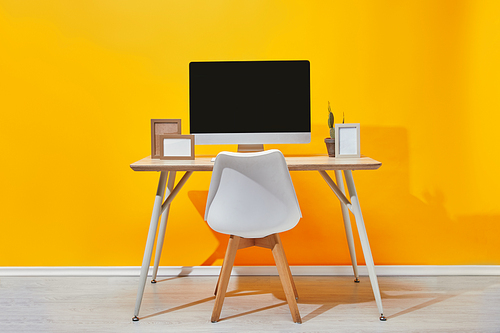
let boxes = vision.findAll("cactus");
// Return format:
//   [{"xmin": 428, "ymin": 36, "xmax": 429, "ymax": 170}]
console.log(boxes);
[{"xmin": 328, "ymin": 101, "xmax": 335, "ymax": 139}]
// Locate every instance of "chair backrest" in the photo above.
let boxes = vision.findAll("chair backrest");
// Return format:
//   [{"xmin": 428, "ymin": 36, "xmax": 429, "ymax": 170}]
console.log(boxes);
[{"xmin": 205, "ymin": 150, "xmax": 301, "ymax": 238}]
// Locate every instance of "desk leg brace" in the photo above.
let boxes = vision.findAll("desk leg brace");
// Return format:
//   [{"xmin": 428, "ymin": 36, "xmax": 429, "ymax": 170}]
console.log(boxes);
[
  {"xmin": 319, "ymin": 171, "xmax": 359, "ymax": 281},
  {"xmin": 343, "ymin": 170, "xmax": 386, "ymax": 321},
  {"xmin": 334, "ymin": 170, "xmax": 360, "ymax": 282},
  {"xmin": 151, "ymin": 171, "xmax": 177, "ymax": 283}
]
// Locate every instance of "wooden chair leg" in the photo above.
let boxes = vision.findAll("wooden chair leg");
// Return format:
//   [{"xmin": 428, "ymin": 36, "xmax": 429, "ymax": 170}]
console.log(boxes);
[
  {"xmin": 274, "ymin": 234, "xmax": 299, "ymax": 300},
  {"xmin": 211, "ymin": 235, "xmax": 240, "ymax": 323},
  {"xmin": 270, "ymin": 234, "xmax": 302, "ymax": 324},
  {"xmin": 214, "ymin": 260, "xmax": 223, "ymax": 296}
]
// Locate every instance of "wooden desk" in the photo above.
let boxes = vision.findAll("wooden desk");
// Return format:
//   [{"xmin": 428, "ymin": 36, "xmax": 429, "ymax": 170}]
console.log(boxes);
[
  {"xmin": 130, "ymin": 154, "xmax": 386, "ymax": 321},
  {"xmin": 131, "ymin": 154, "xmax": 381, "ymax": 172}
]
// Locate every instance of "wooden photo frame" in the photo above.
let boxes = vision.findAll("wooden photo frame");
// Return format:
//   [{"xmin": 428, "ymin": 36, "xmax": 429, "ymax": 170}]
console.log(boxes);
[
  {"xmin": 335, "ymin": 123, "xmax": 360, "ymax": 158},
  {"xmin": 151, "ymin": 119, "xmax": 181, "ymax": 159},
  {"xmin": 159, "ymin": 134, "xmax": 195, "ymax": 160}
]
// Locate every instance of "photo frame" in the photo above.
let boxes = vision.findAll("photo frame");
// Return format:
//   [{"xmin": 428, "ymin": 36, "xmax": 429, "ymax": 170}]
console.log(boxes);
[
  {"xmin": 159, "ymin": 134, "xmax": 195, "ymax": 160},
  {"xmin": 335, "ymin": 123, "xmax": 360, "ymax": 158},
  {"xmin": 151, "ymin": 119, "xmax": 181, "ymax": 159}
]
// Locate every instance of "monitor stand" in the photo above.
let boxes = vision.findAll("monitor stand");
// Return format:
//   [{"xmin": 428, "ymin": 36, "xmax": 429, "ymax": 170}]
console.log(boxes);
[{"xmin": 237, "ymin": 144, "xmax": 264, "ymax": 153}]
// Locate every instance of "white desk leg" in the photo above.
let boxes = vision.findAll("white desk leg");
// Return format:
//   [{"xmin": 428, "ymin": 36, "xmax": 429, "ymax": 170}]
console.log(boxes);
[
  {"xmin": 344, "ymin": 170, "xmax": 386, "ymax": 321},
  {"xmin": 132, "ymin": 171, "xmax": 168, "ymax": 322},
  {"xmin": 151, "ymin": 171, "xmax": 177, "ymax": 283},
  {"xmin": 334, "ymin": 170, "xmax": 360, "ymax": 282}
]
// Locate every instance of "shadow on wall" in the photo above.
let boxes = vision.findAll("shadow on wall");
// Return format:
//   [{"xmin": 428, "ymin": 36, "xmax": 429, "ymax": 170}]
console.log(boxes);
[
  {"xmin": 355, "ymin": 126, "xmax": 499, "ymax": 265},
  {"xmin": 187, "ymin": 190, "xmax": 230, "ymax": 266},
  {"xmin": 186, "ymin": 126, "xmax": 499, "ymax": 266}
]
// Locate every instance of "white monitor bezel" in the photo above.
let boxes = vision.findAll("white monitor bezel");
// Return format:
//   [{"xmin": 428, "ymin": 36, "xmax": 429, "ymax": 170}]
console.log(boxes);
[{"xmin": 193, "ymin": 132, "xmax": 311, "ymax": 145}]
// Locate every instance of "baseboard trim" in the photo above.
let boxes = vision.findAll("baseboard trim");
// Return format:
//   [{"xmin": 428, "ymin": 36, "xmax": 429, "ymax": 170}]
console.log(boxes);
[{"xmin": 0, "ymin": 265, "xmax": 499, "ymax": 277}]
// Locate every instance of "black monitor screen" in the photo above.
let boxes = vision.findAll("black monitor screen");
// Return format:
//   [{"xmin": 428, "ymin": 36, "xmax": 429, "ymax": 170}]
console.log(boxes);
[{"xmin": 189, "ymin": 60, "xmax": 311, "ymax": 135}]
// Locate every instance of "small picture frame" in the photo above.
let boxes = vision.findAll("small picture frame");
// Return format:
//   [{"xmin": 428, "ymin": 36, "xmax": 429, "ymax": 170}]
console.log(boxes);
[
  {"xmin": 335, "ymin": 123, "xmax": 360, "ymax": 158},
  {"xmin": 159, "ymin": 134, "xmax": 195, "ymax": 160},
  {"xmin": 151, "ymin": 119, "xmax": 181, "ymax": 159}
]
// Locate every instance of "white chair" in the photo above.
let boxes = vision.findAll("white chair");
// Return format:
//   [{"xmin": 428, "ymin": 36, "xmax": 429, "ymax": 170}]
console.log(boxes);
[{"xmin": 205, "ymin": 149, "xmax": 302, "ymax": 323}]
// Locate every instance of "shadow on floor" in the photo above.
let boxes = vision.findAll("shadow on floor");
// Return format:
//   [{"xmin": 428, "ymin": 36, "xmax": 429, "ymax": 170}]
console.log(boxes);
[{"xmin": 138, "ymin": 275, "xmax": 498, "ymax": 323}]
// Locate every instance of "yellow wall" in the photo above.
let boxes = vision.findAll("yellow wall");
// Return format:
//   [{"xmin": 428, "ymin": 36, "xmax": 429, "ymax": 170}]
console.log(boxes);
[{"xmin": 1, "ymin": 1, "xmax": 499, "ymax": 266}]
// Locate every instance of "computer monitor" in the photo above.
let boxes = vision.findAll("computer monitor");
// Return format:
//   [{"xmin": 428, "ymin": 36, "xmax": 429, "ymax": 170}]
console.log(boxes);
[{"xmin": 189, "ymin": 60, "xmax": 311, "ymax": 152}]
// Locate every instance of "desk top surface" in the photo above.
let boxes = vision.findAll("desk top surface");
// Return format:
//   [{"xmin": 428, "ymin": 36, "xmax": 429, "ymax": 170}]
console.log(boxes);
[{"xmin": 130, "ymin": 155, "xmax": 382, "ymax": 172}]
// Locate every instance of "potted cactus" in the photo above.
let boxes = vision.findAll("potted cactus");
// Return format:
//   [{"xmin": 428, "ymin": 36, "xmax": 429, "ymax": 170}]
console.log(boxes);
[{"xmin": 324, "ymin": 102, "xmax": 335, "ymax": 157}]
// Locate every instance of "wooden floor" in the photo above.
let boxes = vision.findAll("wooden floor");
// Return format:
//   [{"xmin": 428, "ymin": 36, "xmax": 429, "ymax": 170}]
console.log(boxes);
[{"xmin": 1, "ymin": 275, "xmax": 499, "ymax": 332}]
